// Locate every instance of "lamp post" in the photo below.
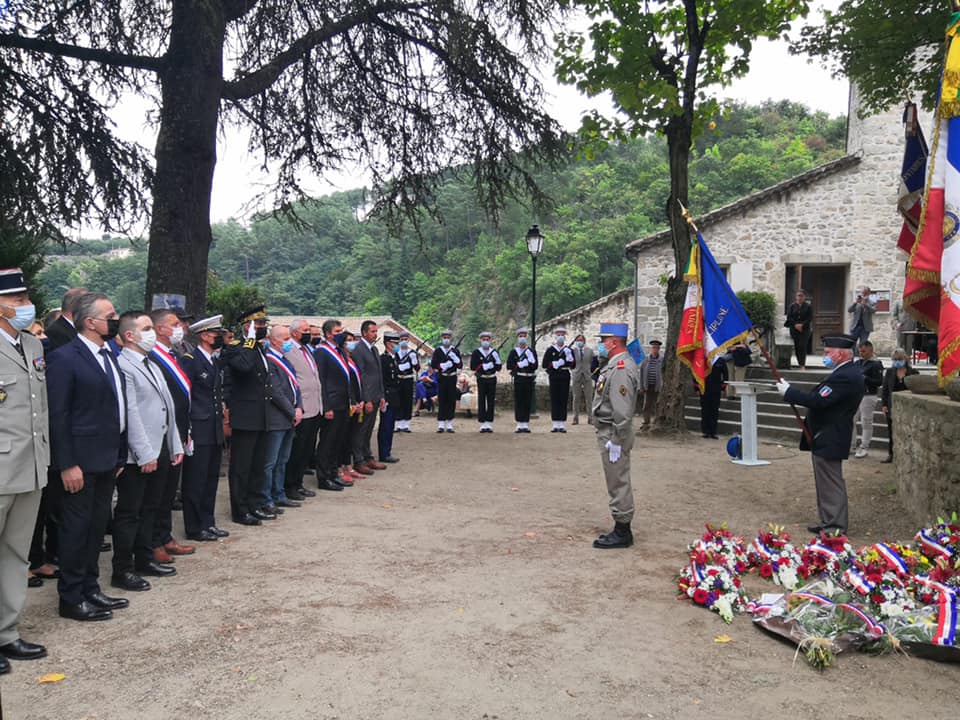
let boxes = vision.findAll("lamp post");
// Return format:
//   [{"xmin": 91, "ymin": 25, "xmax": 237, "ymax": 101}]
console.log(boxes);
[{"xmin": 526, "ymin": 224, "xmax": 544, "ymax": 417}]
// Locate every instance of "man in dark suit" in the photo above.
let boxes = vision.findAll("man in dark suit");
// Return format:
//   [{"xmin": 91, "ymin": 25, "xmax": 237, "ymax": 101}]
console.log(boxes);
[
  {"xmin": 314, "ymin": 319, "xmax": 353, "ymax": 491},
  {"xmin": 784, "ymin": 290, "xmax": 814, "ymax": 370},
  {"xmin": 352, "ymin": 320, "xmax": 386, "ymax": 473},
  {"xmin": 44, "ymin": 287, "xmax": 86, "ymax": 353},
  {"xmin": 180, "ymin": 316, "xmax": 229, "ymax": 542},
  {"xmin": 47, "ymin": 292, "xmax": 130, "ymax": 621},
  {"xmin": 220, "ymin": 306, "xmax": 275, "ymax": 523},
  {"xmin": 777, "ymin": 334, "xmax": 865, "ymax": 535},
  {"xmin": 148, "ymin": 309, "xmax": 195, "ymax": 560}
]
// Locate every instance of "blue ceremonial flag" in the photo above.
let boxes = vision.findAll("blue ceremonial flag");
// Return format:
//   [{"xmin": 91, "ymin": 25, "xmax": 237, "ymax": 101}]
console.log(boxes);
[
  {"xmin": 696, "ymin": 232, "xmax": 753, "ymax": 364},
  {"xmin": 626, "ymin": 338, "xmax": 645, "ymax": 364}
]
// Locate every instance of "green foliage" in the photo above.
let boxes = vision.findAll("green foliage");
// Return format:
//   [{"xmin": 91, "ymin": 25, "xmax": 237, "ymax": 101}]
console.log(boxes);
[
  {"xmin": 795, "ymin": 1, "xmax": 943, "ymax": 114},
  {"xmin": 736, "ymin": 291, "xmax": 778, "ymax": 331},
  {"xmin": 206, "ymin": 276, "xmax": 266, "ymax": 331},
  {"xmin": 0, "ymin": 224, "xmax": 48, "ymax": 311}
]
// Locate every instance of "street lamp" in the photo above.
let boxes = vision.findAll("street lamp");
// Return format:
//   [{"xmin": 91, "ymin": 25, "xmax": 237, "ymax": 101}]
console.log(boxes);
[{"xmin": 526, "ymin": 224, "xmax": 544, "ymax": 417}]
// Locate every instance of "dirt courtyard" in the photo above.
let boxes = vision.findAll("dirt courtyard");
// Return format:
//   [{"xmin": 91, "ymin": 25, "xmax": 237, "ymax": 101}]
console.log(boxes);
[{"xmin": 2, "ymin": 414, "xmax": 954, "ymax": 719}]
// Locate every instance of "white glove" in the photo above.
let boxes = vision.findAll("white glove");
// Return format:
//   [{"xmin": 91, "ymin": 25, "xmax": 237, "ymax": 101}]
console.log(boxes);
[
  {"xmin": 776, "ymin": 378, "xmax": 791, "ymax": 397},
  {"xmin": 605, "ymin": 440, "xmax": 621, "ymax": 463},
  {"xmin": 552, "ymin": 359, "xmax": 563, "ymax": 369},
  {"xmin": 483, "ymin": 362, "xmax": 493, "ymax": 371},
  {"xmin": 441, "ymin": 361, "xmax": 452, "ymax": 371},
  {"xmin": 245, "ymin": 321, "xmax": 257, "ymax": 340},
  {"xmin": 517, "ymin": 359, "xmax": 528, "ymax": 368}
]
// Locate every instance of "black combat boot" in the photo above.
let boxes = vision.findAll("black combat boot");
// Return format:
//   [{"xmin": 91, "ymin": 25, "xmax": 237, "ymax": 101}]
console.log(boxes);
[{"xmin": 593, "ymin": 521, "xmax": 633, "ymax": 549}]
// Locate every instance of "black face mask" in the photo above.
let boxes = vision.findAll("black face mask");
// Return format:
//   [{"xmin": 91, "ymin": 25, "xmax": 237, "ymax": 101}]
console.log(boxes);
[
  {"xmin": 300, "ymin": 333, "xmax": 312, "ymax": 346},
  {"xmin": 333, "ymin": 331, "xmax": 347, "ymax": 346},
  {"xmin": 310, "ymin": 337, "xmax": 322, "ymax": 347},
  {"xmin": 212, "ymin": 336, "xmax": 225, "ymax": 350},
  {"xmin": 255, "ymin": 326, "xmax": 267, "ymax": 341},
  {"xmin": 100, "ymin": 318, "xmax": 120, "ymax": 341}
]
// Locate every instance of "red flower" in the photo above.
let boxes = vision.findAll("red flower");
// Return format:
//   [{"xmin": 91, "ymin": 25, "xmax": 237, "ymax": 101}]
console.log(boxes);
[
  {"xmin": 759, "ymin": 564, "xmax": 773, "ymax": 578},
  {"xmin": 693, "ymin": 588, "xmax": 709, "ymax": 605},
  {"xmin": 870, "ymin": 593, "xmax": 884, "ymax": 605},
  {"xmin": 707, "ymin": 568, "xmax": 720, "ymax": 577}
]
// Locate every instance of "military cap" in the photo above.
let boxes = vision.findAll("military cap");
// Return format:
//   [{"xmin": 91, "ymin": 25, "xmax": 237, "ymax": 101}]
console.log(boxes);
[
  {"xmin": 440, "ymin": 328, "xmax": 453, "ymax": 336},
  {"xmin": 478, "ymin": 330, "xmax": 492, "ymax": 339},
  {"xmin": 237, "ymin": 305, "xmax": 267, "ymax": 324},
  {"xmin": 190, "ymin": 314, "xmax": 225, "ymax": 334},
  {"xmin": 554, "ymin": 327, "xmax": 567, "ymax": 335},
  {"xmin": 0, "ymin": 268, "xmax": 27, "ymax": 295},
  {"xmin": 597, "ymin": 322, "xmax": 629, "ymax": 339},
  {"xmin": 383, "ymin": 331, "xmax": 401, "ymax": 342},
  {"xmin": 822, "ymin": 334, "xmax": 857, "ymax": 349},
  {"xmin": 649, "ymin": 339, "xmax": 663, "ymax": 346},
  {"xmin": 516, "ymin": 327, "xmax": 530, "ymax": 336},
  {"xmin": 175, "ymin": 308, "xmax": 196, "ymax": 322}
]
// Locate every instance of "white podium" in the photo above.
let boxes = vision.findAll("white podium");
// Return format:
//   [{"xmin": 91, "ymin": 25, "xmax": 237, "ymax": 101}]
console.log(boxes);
[{"xmin": 726, "ymin": 382, "xmax": 770, "ymax": 466}]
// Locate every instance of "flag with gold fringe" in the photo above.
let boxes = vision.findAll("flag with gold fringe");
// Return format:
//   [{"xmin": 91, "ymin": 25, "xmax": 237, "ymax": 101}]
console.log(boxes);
[
  {"xmin": 897, "ymin": 102, "xmax": 928, "ymax": 254},
  {"xmin": 908, "ymin": 12, "xmax": 960, "ymax": 386}
]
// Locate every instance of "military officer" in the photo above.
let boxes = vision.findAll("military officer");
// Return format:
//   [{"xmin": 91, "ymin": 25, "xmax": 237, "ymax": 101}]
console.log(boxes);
[
  {"xmin": 469, "ymin": 331, "xmax": 502, "ymax": 433},
  {"xmin": 0, "ymin": 268, "xmax": 49, "ymax": 670},
  {"xmin": 378, "ymin": 332, "xmax": 401, "ymax": 462},
  {"xmin": 430, "ymin": 329, "xmax": 462, "ymax": 433},
  {"xmin": 542, "ymin": 327, "xmax": 576, "ymax": 432},
  {"xmin": 394, "ymin": 333, "xmax": 420, "ymax": 433},
  {"xmin": 591, "ymin": 322, "xmax": 639, "ymax": 549},
  {"xmin": 506, "ymin": 328, "xmax": 537, "ymax": 433},
  {"xmin": 776, "ymin": 334, "xmax": 865, "ymax": 534}
]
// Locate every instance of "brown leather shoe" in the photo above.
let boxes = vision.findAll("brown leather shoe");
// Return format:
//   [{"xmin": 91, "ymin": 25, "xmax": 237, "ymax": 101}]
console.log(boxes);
[
  {"xmin": 164, "ymin": 539, "xmax": 196, "ymax": 556},
  {"xmin": 152, "ymin": 547, "xmax": 175, "ymax": 564},
  {"xmin": 338, "ymin": 470, "xmax": 356, "ymax": 486},
  {"xmin": 352, "ymin": 464, "xmax": 374, "ymax": 476},
  {"xmin": 365, "ymin": 460, "xmax": 387, "ymax": 470},
  {"xmin": 348, "ymin": 467, "xmax": 365, "ymax": 480}
]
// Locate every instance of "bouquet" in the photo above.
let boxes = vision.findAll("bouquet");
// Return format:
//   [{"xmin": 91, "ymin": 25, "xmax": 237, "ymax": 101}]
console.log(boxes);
[{"xmin": 748, "ymin": 525, "xmax": 802, "ymax": 590}]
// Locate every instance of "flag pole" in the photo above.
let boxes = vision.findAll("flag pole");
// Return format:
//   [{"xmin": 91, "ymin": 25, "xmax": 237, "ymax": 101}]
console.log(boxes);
[{"xmin": 677, "ymin": 202, "xmax": 814, "ymax": 445}]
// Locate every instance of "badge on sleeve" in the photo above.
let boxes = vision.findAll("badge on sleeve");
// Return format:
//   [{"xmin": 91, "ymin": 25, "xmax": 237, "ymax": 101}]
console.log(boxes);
[
  {"xmin": 619, "ymin": 385, "xmax": 627, "ymax": 396},
  {"xmin": 819, "ymin": 386, "xmax": 833, "ymax": 397},
  {"xmin": 0, "ymin": 388, "xmax": 6, "ymax": 403},
  {"xmin": 616, "ymin": 359, "xmax": 625, "ymax": 368}
]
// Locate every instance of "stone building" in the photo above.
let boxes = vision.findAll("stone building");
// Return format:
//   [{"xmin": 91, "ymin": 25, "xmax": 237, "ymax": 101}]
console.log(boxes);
[{"xmin": 536, "ymin": 88, "xmax": 921, "ymax": 357}]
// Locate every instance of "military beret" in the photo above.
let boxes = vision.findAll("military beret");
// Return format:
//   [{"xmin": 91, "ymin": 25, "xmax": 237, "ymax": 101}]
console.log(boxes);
[{"xmin": 822, "ymin": 334, "xmax": 857, "ymax": 349}]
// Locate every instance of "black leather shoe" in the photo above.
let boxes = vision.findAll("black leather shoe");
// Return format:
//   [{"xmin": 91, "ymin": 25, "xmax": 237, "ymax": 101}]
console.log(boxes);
[
  {"xmin": 277, "ymin": 499, "xmax": 301, "ymax": 508},
  {"xmin": 0, "ymin": 655, "xmax": 8, "ymax": 674},
  {"xmin": 186, "ymin": 530, "xmax": 218, "ymax": 542},
  {"xmin": 59, "ymin": 600, "xmax": 112, "ymax": 622},
  {"xmin": 233, "ymin": 514, "xmax": 262, "ymax": 526},
  {"xmin": 380, "ymin": 456, "xmax": 400, "ymax": 463},
  {"xmin": 111, "ymin": 572, "xmax": 151, "ymax": 592},
  {"xmin": 87, "ymin": 590, "xmax": 130, "ymax": 609},
  {"xmin": 593, "ymin": 523, "xmax": 633, "ymax": 549},
  {"xmin": 208, "ymin": 526, "xmax": 230, "ymax": 537},
  {"xmin": 446, "ymin": 428, "xmax": 455, "ymax": 433},
  {"xmin": 436, "ymin": 428, "xmax": 445, "ymax": 433},
  {"xmin": 251, "ymin": 508, "xmax": 277, "ymax": 521},
  {"xmin": 318, "ymin": 478, "xmax": 344, "ymax": 492},
  {"xmin": 0, "ymin": 638, "xmax": 47, "ymax": 661},
  {"xmin": 806, "ymin": 525, "xmax": 823, "ymax": 534},
  {"xmin": 880, "ymin": 455, "xmax": 893, "ymax": 464},
  {"xmin": 298, "ymin": 486, "xmax": 316, "ymax": 497},
  {"xmin": 262, "ymin": 504, "xmax": 284, "ymax": 515},
  {"xmin": 286, "ymin": 490, "xmax": 306, "ymax": 501},
  {"xmin": 135, "ymin": 561, "xmax": 177, "ymax": 577}
]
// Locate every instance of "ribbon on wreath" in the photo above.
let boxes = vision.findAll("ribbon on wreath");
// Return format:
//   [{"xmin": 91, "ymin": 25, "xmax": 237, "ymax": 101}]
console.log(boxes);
[
  {"xmin": 873, "ymin": 543, "xmax": 910, "ymax": 576},
  {"xmin": 843, "ymin": 567, "xmax": 877, "ymax": 595},
  {"xmin": 915, "ymin": 530, "xmax": 954, "ymax": 559},
  {"xmin": 914, "ymin": 575, "xmax": 958, "ymax": 646},
  {"xmin": 789, "ymin": 592, "xmax": 886, "ymax": 637}
]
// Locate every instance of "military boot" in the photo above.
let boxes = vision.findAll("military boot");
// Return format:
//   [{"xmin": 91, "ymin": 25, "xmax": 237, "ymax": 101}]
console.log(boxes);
[{"xmin": 593, "ymin": 522, "xmax": 633, "ymax": 549}]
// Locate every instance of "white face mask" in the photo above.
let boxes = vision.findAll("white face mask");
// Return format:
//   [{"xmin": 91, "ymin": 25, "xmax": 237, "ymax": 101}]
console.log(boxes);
[
  {"xmin": 137, "ymin": 328, "xmax": 157, "ymax": 353},
  {"xmin": 170, "ymin": 325, "xmax": 184, "ymax": 344}
]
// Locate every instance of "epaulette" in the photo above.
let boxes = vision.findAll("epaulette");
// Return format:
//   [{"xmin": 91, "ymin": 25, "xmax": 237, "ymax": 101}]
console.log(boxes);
[
  {"xmin": 228, "ymin": 339, "xmax": 241, "ymax": 346},
  {"xmin": 182, "ymin": 353, "xmax": 194, "ymax": 360},
  {"xmin": 242, "ymin": 339, "xmax": 257, "ymax": 349}
]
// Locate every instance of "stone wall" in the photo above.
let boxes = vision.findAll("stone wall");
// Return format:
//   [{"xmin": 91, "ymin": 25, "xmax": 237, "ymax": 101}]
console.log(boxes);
[{"xmin": 892, "ymin": 392, "xmax": 960, "ymax": 524}]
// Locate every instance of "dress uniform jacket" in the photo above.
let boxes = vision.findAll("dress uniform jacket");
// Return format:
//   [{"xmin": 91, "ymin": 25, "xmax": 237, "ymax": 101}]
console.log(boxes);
[
  {"xmin": 784, "ymin": 360, "xmax": 865, "ymax": 460},
  {"xmin": 381, "ymin": 350, "xmax": 401, "ymax": 407},
  {"xmin": 180, "ymin": 349, "xmax": 224, "ymax": 447},
  {"xmin": 0, "ymin": 331, "xmax": 49, "ymax": 491},
  {"xmin": 220, "ymin": 340, "xmax": 272, "ymax": 431},
  {"xmin": 469, "ymin": 348, "xmax": 503, "ymax": 379},
  {"xmin": 506, "ymin": 346, "xmax": 538, "ymax": 375},
  {"xmin": 591, "ymin": 351, "xmax": 638, "ymax": 448},
  {"xmin": 542, "ymin": 344, "xmax": 575, "ymax": 376}
]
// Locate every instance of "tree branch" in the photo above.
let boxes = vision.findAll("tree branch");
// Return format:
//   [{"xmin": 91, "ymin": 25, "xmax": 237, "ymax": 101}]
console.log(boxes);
[
  {"xmin": 0, "ymin": 32, "xmax": 164, "ymax": 72},
  {"xmin": 223, "ymin": 0, "xmax": 261, "ymax": 23},
  {"xmin": 221, "ymin": 0, "xmax": 426, "ymax": 101}
]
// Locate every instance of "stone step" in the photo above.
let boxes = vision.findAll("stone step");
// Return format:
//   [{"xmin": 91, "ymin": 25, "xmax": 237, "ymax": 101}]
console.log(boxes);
[{"xmin": 683, "ymin": 415, "xmax": 890, "ymax": 449}]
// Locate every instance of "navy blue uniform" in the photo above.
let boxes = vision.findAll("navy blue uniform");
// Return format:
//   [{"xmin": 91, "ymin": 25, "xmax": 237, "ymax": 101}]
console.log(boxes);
[{"xmin": 180, "ymin": 350, "xmax": 224, "ymax": 536}]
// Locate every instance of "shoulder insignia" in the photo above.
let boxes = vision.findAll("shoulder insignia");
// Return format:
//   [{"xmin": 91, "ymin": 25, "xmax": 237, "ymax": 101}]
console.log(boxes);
[
  {"xmin": 819, "ymin": 386, "xmax": 833, "ymax": 397},
  {"xmin": 228, "ymin": 339, "xmax": 241, "ymax": 346},
  {"xmin": 182, "ymin": 353, "xmax": 194, "ymax": 359},
  {"xmin": 619, "ymin": 385, "xmax": 627, "ymax": 396},
  {"xmin": 616, "ymin": 359, "xmax": 625, "ymax": 368},
  {"xmin": 242, "ymin": 339, "xmax": 256, "ymax": 349}
]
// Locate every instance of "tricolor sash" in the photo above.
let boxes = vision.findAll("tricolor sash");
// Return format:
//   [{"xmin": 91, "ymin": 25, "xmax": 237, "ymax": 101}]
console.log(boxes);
[
  {"xmin": 316, "ymin": 342, "xmax": 351, "ymax": 382},
  {"xmin": 151, "ymin": 345, "xmax": 191, "ymax": 402},
  {"xmin": 266, "ymin": 348, "xmax": 299, "ymax": 395}
]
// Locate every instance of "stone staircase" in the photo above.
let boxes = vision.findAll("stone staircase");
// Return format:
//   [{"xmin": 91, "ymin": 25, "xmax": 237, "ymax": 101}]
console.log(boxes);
[{"xmin": 683, "ymin": 365, "xmax": 890, "ymax": 451}]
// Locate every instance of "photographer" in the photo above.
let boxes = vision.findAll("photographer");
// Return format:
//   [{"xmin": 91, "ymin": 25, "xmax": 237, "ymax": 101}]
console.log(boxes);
[{"xmin": 847, "ymin": 285, "xmax": 876, "ymax": 348}]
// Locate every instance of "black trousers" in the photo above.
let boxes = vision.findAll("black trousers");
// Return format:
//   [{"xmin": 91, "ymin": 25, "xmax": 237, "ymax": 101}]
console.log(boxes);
[
  {"xmin": 113, "ymin": 448, "xmax": 170, "ymax": 575},
  {"xmin": 549, "ymin": 372, "xmax": 570, "ymax": 421},
  {"xmin": 477, "ymin": 378, "xmax": 497, "ymax": 422},
  {"xmin": 377, "ymin": 406, "xmax": 396, "ymax": 459},
  {"xmin": 58, "ymin": 469, "xmax": 117, "ymax": 606},
  {"xmin": 182, "ymin": 443, "xmax": 222, "ymax": 535},
  {"xmin": 285, "ymin": 413, "xmax": 321, "ymax": 492},
  {"xmin": 29, "ymin": 469, "xmax": 62, "ymax": 569},
  {"xmin": 398, "ymin": 378, "xmax": 415, "ymax": 420},
  {"xmin": 513, "ymin": 377, "xmax": 534, "ymax": 421},
  {"xmin": 790, "ymin": 328, "xmax": 811, "ymax": 367},
  {"xmin": 700, "ymin": 390, "xmax": 722, "ymax": 436},
  {"xmin": 228, "ymin": 429, "xmax": 268, "ymax": 519},
  {"xmin": 437, "ymin": 374, "xmax": 458, "ymax": 421},
  {"xmin": 317, "ymin": 409, "xmax": 349, "ymax": 481},
  {"xmin": 152, "ymin": 454, "xmax": 181, "ymax": 547}
]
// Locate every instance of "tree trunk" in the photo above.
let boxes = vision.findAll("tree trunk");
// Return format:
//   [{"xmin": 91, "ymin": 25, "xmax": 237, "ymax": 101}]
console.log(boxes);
[
  {"xmin": 655, "ymin": 119, "xmax": 694, "ymax": 433},
  {"xmin": 144, "ymin": 1, "xmax": 225, "ymax": 315}
]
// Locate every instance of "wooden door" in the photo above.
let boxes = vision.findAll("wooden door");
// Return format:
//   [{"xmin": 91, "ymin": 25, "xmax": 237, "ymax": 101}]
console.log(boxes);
[{"xmin": 799, "ymin": 266, "xmax": 846, "ymax": 350}]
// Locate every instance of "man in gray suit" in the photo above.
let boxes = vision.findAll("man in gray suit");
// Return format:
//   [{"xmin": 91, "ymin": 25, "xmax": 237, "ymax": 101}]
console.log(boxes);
[
  {"xmin": 352, "ymin": 320, "xmax": 386, "ymax": 473},
  {"xmin": 847, "ymin": 285, "xmax": 877, "ymax": 347},
  {"xmin": 0, "ymin": 267, "xmax": 50, "ymax": 672},
  {"xmin": 570, "ymin": 333, "xmax": 595, "ymax": 425},
  {"xmin": 113, "ymin": 311, "xmax": 184, "ymax": 591}
]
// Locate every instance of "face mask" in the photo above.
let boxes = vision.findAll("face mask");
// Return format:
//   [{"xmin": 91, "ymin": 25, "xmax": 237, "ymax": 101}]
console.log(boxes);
[
  {"xmin": 137, "ymin": 328, "xmax": 157, "ymax": 353},
  {"xmin": 399, "ymin": 340, "xmax": 408, "ymax": 349},
  {"xmin": 597, "ymin": 344, "xmax": 609, "ymax": 359},
  {"xmin": 4, "ymin": 303, "xmax": 36, "ymax": 331},
  {"xmin": 517, "ymin": 337, "xmax": 528, "ymax": 347},
  {"xmin": 255, "ymin": 326, "xmax": 267, "ymax": 341},
  {"xmin": 281, "ymin": 340, "xmax": 294, "ymax": 354},
  {"xmin": 575, "ymin": 340, "xmax": 584, "ymax": 349},
  {"xmin": 822, "ymin": 355, "xmax": 836, "ymax": 369},
  {"xmin": 300, "ymin": 333, "xmax": 312, "ymax": 346},
  {"xmin": 212, "ymin": 336, "xmax": 225, "ymax": 350},
  {"xmin": 310, "ymin": 337, "xmax": 322, "ymax": 347},
  {"xmin": 346, "ymin": 340, "xmax": 358, "ymax": 352},
  {"xmin": 100, "ymin": 318, "xmax": 120, "ymax": 341},
  {"xmin": 333, "ymin": 331, "xmax": 347, "ymax": 346},
  {"xmin": 893, "ymin": 360, "xmax": 906, "ymax": 368},
  {"xmin": 555, "ymin": 336, "xmax": 565, "ymax": 346},
  {"xmin": 442, "ymin": 337, "xmax": 451, "ymax": 346},
  {"xmin": 171, "ymin": 326, "xmax": 185, "ymax": 344},
  {"xmin": 481, "ymin": 340, "xmax": 490, "ymax": 350}
]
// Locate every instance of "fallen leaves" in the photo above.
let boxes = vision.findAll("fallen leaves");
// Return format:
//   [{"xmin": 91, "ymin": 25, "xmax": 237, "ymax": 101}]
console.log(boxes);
[
  {"xmin": 38, "ymin": 673, "xmax": 66, "ymax": 684},
  {"xmin": 713, "ymin": 634, "xmax": 733, "ymax": 644}
]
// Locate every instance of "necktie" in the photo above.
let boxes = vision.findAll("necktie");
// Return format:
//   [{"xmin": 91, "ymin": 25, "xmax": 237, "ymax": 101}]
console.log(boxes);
[
  {"xmin": 302, "ymin": 346, "xmax": 316, "ymax": 374},
  {"xmin": 100, "ymin": 348, "xmax": 119, "ymax": 397},
  {"xmin": 14, "ymin": 341, "xmax": 26, "ymax": 364}
]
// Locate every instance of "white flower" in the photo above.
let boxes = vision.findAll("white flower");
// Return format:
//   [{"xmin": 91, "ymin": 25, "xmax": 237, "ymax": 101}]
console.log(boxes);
[
  {"xmin": 779, "ymin": 567, "xmax": 800, "ymax": 590},
  {"xmin": 714, "ymin": 595, "xmax": 734, "ymax": 624}
]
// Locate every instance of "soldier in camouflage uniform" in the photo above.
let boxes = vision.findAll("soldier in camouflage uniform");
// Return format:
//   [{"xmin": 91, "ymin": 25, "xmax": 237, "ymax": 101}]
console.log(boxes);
[{"xmin": 590, "ymin": 322, "xmax": 639, "ymax": 549}]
